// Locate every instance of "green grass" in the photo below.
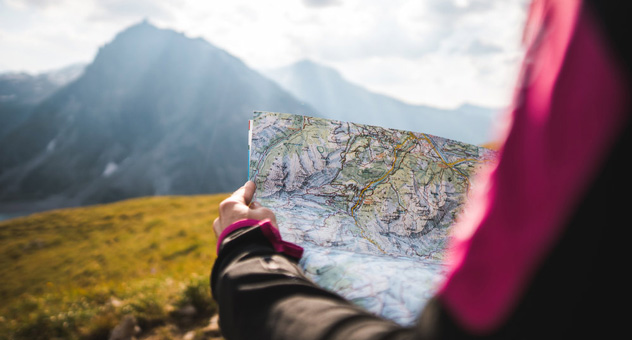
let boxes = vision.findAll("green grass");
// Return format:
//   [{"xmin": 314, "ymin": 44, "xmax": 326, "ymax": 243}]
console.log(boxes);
[{"xmin": 0, "ymin": 194, "xmax": 229, "ymax": 339}]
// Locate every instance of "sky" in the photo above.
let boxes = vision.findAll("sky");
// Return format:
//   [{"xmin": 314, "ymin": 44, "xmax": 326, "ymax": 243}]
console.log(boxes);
[{"xmin": 0, "ymin": 0, "xmax": 529, "ymax": 109}]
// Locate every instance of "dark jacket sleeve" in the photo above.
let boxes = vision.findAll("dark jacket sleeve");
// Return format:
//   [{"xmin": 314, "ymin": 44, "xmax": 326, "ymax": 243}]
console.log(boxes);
[
  {"xmin": 210, "ymin": 225, "xmax": 420, "ymax": 340},
  {"xmin": 211, "ymin": 1, "xmax": 631, "ymax": 338}
]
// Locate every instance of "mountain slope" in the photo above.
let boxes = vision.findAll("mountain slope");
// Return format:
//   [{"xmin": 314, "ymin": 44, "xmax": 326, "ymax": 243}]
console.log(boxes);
[
  {"xmin": 263, "ymin": 59, "xmax": 500, "ymax": 145},
  {"xmin": 0, "ymin": 63, "xmax": 84, "ymax": 139},
  {"xmin": 0, "ymin": 21, "xmax": 315, "ymax": 211}
]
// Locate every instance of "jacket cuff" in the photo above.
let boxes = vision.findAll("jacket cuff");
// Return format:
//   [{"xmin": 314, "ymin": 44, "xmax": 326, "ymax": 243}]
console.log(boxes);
[{"xmin": 216, "ymin": 219, "xmax": 304, "ymax": 260}]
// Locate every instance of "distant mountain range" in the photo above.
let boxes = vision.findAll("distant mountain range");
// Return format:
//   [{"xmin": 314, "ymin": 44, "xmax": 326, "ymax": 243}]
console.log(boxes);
[
  {"xmin": 263, "ymin": 60, "xmax": 499, "ymax": 145},
  {"xmin": 0, "ymin": 21, "xmax": 499, "ymax": 213},
  {"xmin": 0, "ymin": 63, "xmax": 85, "ymax": 139}
]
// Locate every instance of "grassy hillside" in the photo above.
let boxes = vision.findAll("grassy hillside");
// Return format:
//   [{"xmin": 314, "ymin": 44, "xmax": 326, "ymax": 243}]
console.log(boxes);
[{"xmin": 0, "ymin": 194, "xmax": 229, "ymax": 340}]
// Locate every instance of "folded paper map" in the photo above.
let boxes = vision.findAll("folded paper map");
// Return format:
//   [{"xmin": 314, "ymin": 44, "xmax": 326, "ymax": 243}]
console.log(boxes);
[{"xmin": 248, "ymin": 111, "xmax": 496, "ymax": 325}]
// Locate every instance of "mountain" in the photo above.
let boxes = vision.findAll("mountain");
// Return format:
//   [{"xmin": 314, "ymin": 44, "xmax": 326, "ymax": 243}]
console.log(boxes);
[
  {"xmin": 263, "ymin": 59, "xmax": 500, "ymax": 145},
  {"xmin": 0, "ymin": 21, "xmax": 315, "ymax": 213},
  {"xmin": 0, "ymin": 63, "xmax": 85, "ymax": 138}
]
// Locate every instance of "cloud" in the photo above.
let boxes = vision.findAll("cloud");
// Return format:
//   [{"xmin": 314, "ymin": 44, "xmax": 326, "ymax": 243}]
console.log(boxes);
[
  {"xmin": 0, "ymin": 0, "xmax": 529, "ymax": 108},
  {"xmin": 465, "ymin": 39, "xmax": 503, "ymax": 55},
  {"xmin": 296, "ymin": 0, "xmax": 528, "ymax": 108},
  {"xmin": 3, "ymin": 0, "xmax": 183, "ymax": 23},
  {"xmin": 284, "ymin": 0, "xmax": 526, "ymax": 63},
  {"xmin": 4, "ymin": 0, "xmax": 58, "ymax": 9},
  {"xmin": 89, "ymin": 0, "xmax": 183, "ymax": 21},
  {"xmin": 302, "ymin": 0, "xmax": 341, "ymax": 8}
]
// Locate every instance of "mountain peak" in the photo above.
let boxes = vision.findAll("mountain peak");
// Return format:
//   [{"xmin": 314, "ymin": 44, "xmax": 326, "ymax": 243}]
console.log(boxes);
[
  {"xmin": 85, "ymin": 20, "xmax": 228, "ymax": 88},
  {"xmin": 122, "ymin": 18, "xmax": 158, "ymax": 33},
  {"xmin": 0, "ymin": 22, "xmax": 315, "ymax": 209},
  {"xmin": 112, "ymin": 19, "xmax": 173, "ymax": 43}
]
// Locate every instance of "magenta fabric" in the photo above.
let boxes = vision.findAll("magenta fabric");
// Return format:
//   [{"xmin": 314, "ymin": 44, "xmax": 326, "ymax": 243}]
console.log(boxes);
[
  {"xmin": 258, "ymin": 220, "xmax": 304, "ymax": 259},
  {"xmin": 217, "ymin": 219, "xmax": 304, "ymax": 259},
  {"xmin": 438, "ymin": 0, "xmax": 629, "ymax": 333},
  {"xmin": 216, "ymin": 218, "xmax": 262, "ymax": 254}
]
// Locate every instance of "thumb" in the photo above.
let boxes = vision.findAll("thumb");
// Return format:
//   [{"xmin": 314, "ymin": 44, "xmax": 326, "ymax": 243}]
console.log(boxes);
[
  {"xmin": 241, "ymin": 181, "xmax": 256, "ymax": 205},
  {"xmin": 230, "ymin": 181, "xmax": 256, "ymax": 205}
]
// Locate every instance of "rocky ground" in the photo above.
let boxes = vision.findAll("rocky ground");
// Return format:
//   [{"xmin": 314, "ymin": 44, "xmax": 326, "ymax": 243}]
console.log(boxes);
[{"xmin": 111, "ymin": 313, "xmax": 223, "ymax": 340}]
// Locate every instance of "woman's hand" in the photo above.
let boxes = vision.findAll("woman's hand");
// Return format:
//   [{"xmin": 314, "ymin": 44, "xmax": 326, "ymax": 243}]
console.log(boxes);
[{"xmin": 213, "ymin": 181, "xmax": 278, "ymax": 237}]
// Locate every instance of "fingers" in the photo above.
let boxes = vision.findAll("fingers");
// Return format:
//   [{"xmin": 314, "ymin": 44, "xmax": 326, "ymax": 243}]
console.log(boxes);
[
  {"xmin": 230, "ymin": 181, "xmax": 256, "ymax": 205},
  {"xmin": 214, "ymin": 182, "xmax": 276, "ymax": 239},
  {"xmin": 248, "ymin": 205, "xmax": 278, "ymax": 229},
  {"xmin": 242, "ymin": 181, "xmax": 256, "ymax": 205},
  {"xmin": 266, "ymin": 213, "xmax": 278, "ymax": 229},
  {"xmin": 213, "ymin": 217, "xmax": 221, "ymax": 237},
  {"xmin": 229, "ymin": 184, "xmax": 247, "ymax": 204}
]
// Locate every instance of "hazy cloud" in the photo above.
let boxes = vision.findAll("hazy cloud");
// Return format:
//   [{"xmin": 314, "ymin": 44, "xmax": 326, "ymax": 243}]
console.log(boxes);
[
  {"xmin": 302, "ymin": 0, "xmax": 341, "ymax": 8},
  {"xmin": 465, "ymin": 40, "xmax": 503, "ymax": 55},
  {"xmin": 0, "ymin": 0, "xmax": 529, "ymax": 108},
  {"xmin": 89, "ymin": 0, "xmax": 183, "ymax": 21},
  {"xmin": 4, "ymin": 0, "xmax": 58, "ymax": 9},
  {"xmin": 289, "ymin": 0, "xmax": 522, "ymax": 61}
]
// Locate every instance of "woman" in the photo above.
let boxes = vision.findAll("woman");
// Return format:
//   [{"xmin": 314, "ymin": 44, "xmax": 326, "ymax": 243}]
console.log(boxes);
[{"xmin": 211, "ymin": 1, "xmax": 630, "ymax": 338}]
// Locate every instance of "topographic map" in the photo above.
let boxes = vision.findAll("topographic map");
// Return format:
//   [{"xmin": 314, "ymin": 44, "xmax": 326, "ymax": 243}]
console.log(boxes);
[{"xmin": 249, "ymin": 111, "xmax": 496, "ymax": 325}]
